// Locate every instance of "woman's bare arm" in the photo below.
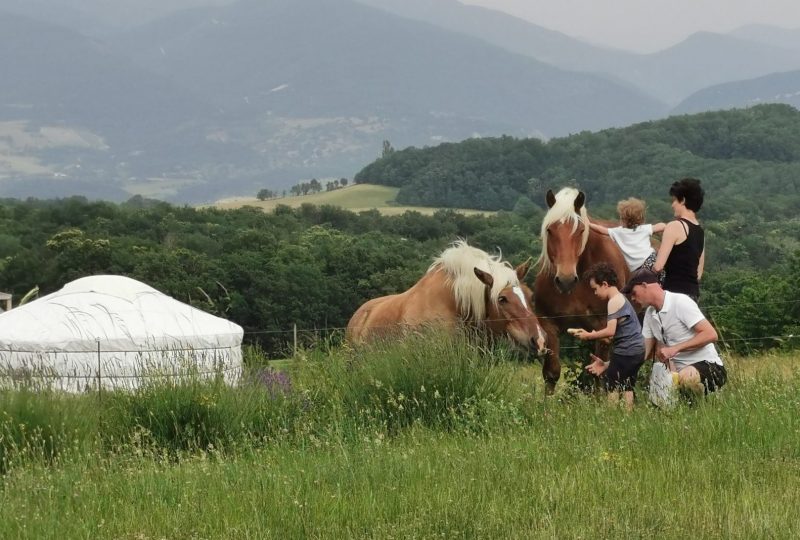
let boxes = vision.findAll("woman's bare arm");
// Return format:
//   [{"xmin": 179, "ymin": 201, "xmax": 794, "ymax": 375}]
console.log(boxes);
[{"xmin": 653, "ymin": 220, "xmax": 683, "ymax": 273}]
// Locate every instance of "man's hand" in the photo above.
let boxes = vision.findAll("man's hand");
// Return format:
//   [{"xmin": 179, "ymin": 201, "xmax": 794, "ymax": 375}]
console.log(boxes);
[{"xmin": 657, "ymin": 345, "xmax": 679, "ymax": 362}]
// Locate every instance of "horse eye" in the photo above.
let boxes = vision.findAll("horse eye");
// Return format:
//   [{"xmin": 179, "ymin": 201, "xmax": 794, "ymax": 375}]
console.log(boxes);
[{"xmin": 498, "ymin": 295, "xmax": 508, "ymax": 304}]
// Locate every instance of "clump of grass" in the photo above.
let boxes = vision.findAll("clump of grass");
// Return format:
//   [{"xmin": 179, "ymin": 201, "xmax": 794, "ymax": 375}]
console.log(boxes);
[
  {"xmin": 0, "ymin": 389, "xmax": 99, "ymax": 473},
  {"xmin": 100, "ymin": 368, "xmax": 306, "ymax": 455},
  {"xmin": 295, "ymin": 330, "xmax": 528, "ymax": 436}
]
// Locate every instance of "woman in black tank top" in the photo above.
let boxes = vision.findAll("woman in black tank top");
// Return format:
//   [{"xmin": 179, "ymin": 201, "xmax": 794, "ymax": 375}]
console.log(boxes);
[{"xmin": 653, "ymin": 178, "xmax": 706, "ymax": 301}]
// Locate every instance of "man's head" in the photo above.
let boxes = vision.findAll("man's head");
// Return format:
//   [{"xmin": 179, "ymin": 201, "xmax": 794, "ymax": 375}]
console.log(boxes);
[{"xmin": 621, "ymin": 267, "xmax": 662, "ymax": 306}]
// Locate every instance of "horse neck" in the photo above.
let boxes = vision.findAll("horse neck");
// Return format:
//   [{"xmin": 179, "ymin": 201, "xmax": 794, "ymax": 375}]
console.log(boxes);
[
  {"xmin": 582, "ymin": 228, "xmax": 628, "ymax": 278},
  {"xmin": 413, "ymin": 267, "xmax": 462, "ymax": 314}
]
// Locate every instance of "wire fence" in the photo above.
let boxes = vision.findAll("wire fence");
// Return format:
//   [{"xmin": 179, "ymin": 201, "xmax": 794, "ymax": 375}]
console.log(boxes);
[
  {"xmin": 0, "ymin": 344, "xmax": 243, "ymax": 393},
  {"xmin": 0, "ymin": 297, "xmax": 797, "ymax": 392}
]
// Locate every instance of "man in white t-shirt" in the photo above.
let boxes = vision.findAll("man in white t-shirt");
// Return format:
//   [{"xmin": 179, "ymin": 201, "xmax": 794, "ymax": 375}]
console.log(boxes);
[{"xmin": 621, "ymin": 267, "xmax": 727, "ymax": 395}]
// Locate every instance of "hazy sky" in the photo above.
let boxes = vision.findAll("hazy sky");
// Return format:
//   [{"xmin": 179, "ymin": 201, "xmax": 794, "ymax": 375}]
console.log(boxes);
[{"xmin": 461, "ymin": 0, "xmax": 800, "ymax": 52}]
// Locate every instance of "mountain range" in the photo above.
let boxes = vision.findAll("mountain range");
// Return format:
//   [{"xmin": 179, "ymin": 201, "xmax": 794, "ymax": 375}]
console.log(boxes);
[{"xmin": 1, "ymin": 0, "xmax": 798, "ymax": 203}]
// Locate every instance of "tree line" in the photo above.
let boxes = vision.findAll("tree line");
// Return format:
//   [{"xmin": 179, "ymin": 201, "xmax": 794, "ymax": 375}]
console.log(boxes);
[
  {"xmin": 0, "ymin": 196, "xmax": 796, "ymax": 356},
  {"xmin": 257, "ymin": 178, "xmax": 350, "ymax": 200}
]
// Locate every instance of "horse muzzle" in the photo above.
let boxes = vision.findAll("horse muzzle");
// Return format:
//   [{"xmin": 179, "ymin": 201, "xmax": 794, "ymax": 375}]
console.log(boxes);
[{"xmin": 554, "ymin": 274, "xmax": 578, "ymax": 294}]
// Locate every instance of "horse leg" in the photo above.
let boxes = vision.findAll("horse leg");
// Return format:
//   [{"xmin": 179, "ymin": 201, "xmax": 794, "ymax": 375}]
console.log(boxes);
[{"xmin": 540, "ymin": 320, "xmax": 561, "ymax": 394}]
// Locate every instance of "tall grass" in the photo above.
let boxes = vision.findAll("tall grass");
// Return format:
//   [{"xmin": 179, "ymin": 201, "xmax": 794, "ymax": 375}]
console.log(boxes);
[
  {"xmin": 0, "ymin": 389, "xmax": 99, "ymax": 473},
  {"xmin": 296, "ymin": 331, "xmax": 526, "ymax": 436},
  {"xmin": 0, "ymin": 342, "xmax": 798, "ymax": 538}
]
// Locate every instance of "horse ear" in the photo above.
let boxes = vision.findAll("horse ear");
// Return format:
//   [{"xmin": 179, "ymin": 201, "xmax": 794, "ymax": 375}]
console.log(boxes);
[
  {"xmin": 474, "ymin": 267, "xmax": 494, "ymax": 288},
  {"xmin": 515, "ymin": 258, "xmax": 532, "ymax": 281},
  {"xmin": 546, "ymin": 189, "xmax": 556, "ymax": 208},
  {"xmin": 574, "ymin": 191, "xmax": 585, "ymax": 213}
]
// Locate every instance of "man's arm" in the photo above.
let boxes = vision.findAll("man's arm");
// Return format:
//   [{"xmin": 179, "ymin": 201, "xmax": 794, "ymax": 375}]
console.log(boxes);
[{"xmin": 658, "ymin": 319, "xmax": 717, "ymax": 360}]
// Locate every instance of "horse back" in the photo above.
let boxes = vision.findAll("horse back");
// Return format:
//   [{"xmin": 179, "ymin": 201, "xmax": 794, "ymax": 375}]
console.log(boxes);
[{"xmin": 346, "ymin": 270, "xmax": 459, "ymax": 343}]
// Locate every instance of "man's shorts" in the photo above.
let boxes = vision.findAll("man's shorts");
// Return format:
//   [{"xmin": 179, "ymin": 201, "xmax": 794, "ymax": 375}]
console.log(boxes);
[
  {"xmin": 605, "ymin": 352, "xmax": 645, "ymax": 392},
  {"xmin": 690, "ymin": 361, "xmax": 727, "ymax": 394}
]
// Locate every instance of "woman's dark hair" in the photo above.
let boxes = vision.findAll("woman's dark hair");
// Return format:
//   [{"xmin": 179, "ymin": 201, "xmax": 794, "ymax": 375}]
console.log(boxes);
[
  {"xmin": 583, "ymin": 262, "xmax": 619, "ymax": 287},
  {"xmin": 669, "ymin": 177, "xmax": 704, "ymax": 211}
]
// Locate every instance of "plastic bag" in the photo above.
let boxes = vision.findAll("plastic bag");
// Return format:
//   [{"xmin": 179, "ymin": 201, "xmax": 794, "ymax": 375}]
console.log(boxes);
[{"xmin": 649, "ymin": 362, "xmax": 678, "ymax": 409}]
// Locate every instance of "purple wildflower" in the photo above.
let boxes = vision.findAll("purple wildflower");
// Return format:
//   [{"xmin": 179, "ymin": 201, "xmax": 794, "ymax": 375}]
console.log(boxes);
[{"xmin": 252, "ymin": 367, "xmax": 292, "ymax": 399}]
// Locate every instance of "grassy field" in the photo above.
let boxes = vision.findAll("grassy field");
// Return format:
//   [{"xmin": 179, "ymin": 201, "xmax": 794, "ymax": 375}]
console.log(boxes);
[
  {"xmin": 213, "ymin": 184, "xmax": 495, "ymax": 216},
  {"xmin": 1, "ymin": 338, "xmax": 798, "ymax": 539}
]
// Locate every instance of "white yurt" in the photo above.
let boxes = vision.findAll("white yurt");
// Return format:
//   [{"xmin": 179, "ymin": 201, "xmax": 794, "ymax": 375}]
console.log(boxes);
[{"xmin": 0, "ymin": 275, "xmax": 244, "ymax": 392}]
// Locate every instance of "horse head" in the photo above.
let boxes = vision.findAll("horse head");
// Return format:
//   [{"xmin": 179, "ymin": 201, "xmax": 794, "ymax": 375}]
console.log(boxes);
[
  {"xmin": 474, "ymin": 259, "xmax": 548, "ymax": 354},
  {"xmin": 539, "ymin": 188, "xmax": 589, "ymax": 294}
]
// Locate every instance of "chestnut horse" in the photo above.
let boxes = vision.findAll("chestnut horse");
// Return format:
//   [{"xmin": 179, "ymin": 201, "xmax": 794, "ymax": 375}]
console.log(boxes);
[
  {"xmin": 534, "ymin": 188, "xmax": 629, "ymax": 392},
  {"xmin": 347, "ymin": 240, "xmax": 547, "ymax": 353}
]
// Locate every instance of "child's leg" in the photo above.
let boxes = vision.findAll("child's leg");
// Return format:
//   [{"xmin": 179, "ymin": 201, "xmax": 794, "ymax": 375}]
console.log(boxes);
[{"xmin": 622, "ymin": 390, "xmax": 635, "ymax": 410}]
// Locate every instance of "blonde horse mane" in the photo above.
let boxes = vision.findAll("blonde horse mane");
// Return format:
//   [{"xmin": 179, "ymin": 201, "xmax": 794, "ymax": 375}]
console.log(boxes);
[
  {"xmin": 429, "ymin": 239, "xmax": 520, "ymax": 322},
  {"xmin": 537, "ymin": 187, "xmax": 590, "ymax": 275}
]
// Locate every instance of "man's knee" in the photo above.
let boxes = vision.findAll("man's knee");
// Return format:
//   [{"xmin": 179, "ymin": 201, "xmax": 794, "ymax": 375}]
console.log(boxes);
[{"xmin": 678, "ymin": 366, "xmax": 704, "ymax": 394}]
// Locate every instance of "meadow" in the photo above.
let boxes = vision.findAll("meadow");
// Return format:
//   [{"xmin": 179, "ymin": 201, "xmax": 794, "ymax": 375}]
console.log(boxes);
[
  {"xmin": 1, "ymin": 335, "xmax": 798, "ymax": 539},
  {"xmin": 212, "ymin": 184, "xmax": 495, "ymax": 216}
]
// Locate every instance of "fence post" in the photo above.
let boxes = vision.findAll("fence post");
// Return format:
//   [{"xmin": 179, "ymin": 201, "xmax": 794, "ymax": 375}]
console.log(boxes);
[
  {"xmin": 293, "ymin": 323, "xmax": 298, "ymax": 357},
  {"xmin": 96, "ymin": 338, "xmax": 102, "ymax": 399}
]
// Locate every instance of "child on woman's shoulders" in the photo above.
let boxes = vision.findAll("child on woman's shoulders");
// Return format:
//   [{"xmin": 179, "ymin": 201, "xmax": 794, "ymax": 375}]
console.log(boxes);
[{"xmin": 589, "ymin": 197, "xmax": 665, "ymax": 273}]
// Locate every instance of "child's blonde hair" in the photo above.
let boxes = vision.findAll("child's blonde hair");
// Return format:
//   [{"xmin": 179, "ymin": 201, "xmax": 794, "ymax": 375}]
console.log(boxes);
[{"xmin": 617, "ymin": 198, "xmax": 646, "ymax": 229}]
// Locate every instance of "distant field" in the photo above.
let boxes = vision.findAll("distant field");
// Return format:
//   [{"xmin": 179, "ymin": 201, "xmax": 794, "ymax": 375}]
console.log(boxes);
[
  {"xmin": 213, "ymin": 184, "xmax": 494, "ymax": 216},
  {"xmin": 124, "ymin": 177, "xmax": 205, "ymax": 199}
]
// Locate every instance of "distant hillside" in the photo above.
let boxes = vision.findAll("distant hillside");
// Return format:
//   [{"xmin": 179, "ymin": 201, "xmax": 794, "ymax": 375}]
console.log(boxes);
[
  {"xmin": 674, "ymin": 71, "xmax": 800, "ymax": 114},
  {"xmin": 729, "ymin": 24, "xmax": 800, "ymax": 52},
  {"xmin": 354, "ymin": 104, "xmax": 800, "ymax": 220},
  {"xmin": 629, "ymin": 33, "xmax": 800, "ymax": 104},
  {"xmin": 0, "ymin": 0, "xmax": 104, "ymax": 35},
  {"xmin": 355, "ymin": 2, "xmax": 800, "ymax": 106},
  {"xmin": 0, "ymin": 0, "xmax": 234, "ymax": 35},
  {"xmin": 6, "ymin": 0, "xmax": 799, "ymax": 204},
  {"xmin": 213, "ymin": 184, "xmax": 493, "ymax": 216},
  {"xmin": 356, "ymin": 0, "xmax": 636, "ymax": 74},
  {"xmin": 2, "ymin": 0, "xmax": 674, "ymax": 203},
  {"xmin": 0, "ymin": 11, "xmax": 256, "ymax": 200},
  {"xmin": 115, "ymin": 0, "xmax": 664, "ymax": 130}
]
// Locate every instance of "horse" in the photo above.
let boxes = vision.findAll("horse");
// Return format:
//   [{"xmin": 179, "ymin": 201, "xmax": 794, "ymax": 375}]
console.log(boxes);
[
  {"xmin": 346, "ymin": 240, "xmax": 548, "ymax": 353},
  {"xmin": 533, "ymin": 187, "xmax": 629, "ymax": 392}
]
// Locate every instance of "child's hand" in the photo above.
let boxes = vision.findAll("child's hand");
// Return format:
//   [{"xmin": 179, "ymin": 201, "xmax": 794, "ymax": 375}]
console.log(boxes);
[
  {"xmin": 585, "ymin": 353, "xmax": 608, "ymax": 376},
  {"xmin": 567, "ymin": 327, "xmax": 590, "ymax": 340}
]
